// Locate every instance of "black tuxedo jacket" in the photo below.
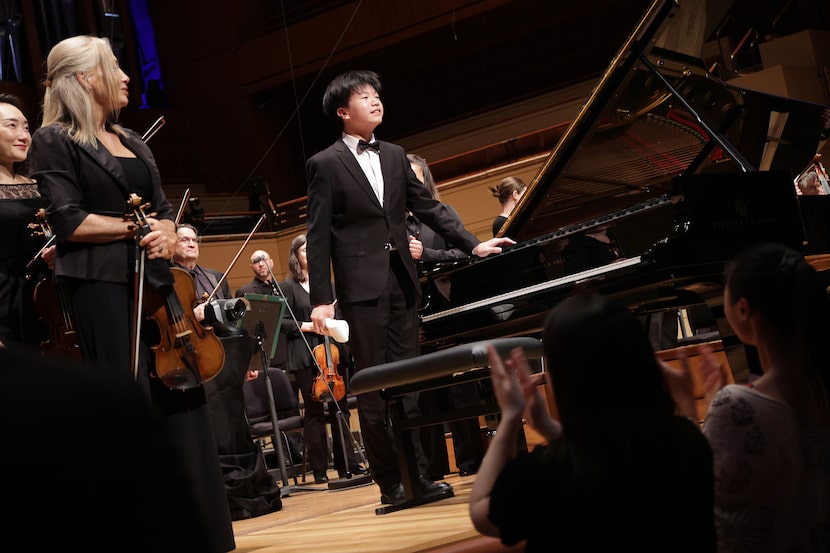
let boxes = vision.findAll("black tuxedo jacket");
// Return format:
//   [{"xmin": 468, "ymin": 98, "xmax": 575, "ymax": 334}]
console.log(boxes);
[
  {"xmin": 30, "ymin": 124, "xmax": 173, "ymax": 284},
  {"xmin": 305, "ymin": 138, "xmax": 479, "ymax": 306}
]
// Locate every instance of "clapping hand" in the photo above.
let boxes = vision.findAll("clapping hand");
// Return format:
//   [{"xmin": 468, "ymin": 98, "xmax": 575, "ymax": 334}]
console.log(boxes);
[
  {"xmin": 487, "ymin": 345, "xmax": 561, "ymax": 442},
  {"xmin": 697, "ymin": 343, "xmax": 727, "ymax": 407}
]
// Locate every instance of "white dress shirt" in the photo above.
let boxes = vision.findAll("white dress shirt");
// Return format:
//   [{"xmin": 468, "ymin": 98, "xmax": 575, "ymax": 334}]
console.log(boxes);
[{"xmin": 343, "ymin": 133, "xmax": 384, "ymax": 206}]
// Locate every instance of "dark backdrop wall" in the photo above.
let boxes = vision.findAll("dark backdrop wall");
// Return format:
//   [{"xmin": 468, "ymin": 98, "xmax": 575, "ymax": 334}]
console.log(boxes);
[{"xmin": 1, "ymin": 0, "xmax": 827, "ymax": 211}]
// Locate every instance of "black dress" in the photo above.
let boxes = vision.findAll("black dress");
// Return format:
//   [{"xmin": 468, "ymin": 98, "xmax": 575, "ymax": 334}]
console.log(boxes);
[{"xmin": 0, "ymin": 182, "xmax": 47, "ymax": 348}]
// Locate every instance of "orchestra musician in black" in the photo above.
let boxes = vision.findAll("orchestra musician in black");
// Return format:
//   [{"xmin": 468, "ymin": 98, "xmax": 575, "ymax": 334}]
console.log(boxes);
[
  {"xmin": 235, "ymin": 249, "xmax": 282, "ymax": 297},
  {"xmin": 172, "ymin": 223, "xmax": 230, "ymax": 318},
  {"xmin": 28, "ymin": 35, "xmax": 234, "ymax": 551},
  {"xmin": 0, "ymin": 92, "xmax": 56, "ymax": 350}
]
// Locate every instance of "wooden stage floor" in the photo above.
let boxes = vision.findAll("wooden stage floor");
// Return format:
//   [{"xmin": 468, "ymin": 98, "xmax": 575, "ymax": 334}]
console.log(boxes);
[{"xmin": 232, "ymin": 471, "xmax": 515, "ymax": 553}]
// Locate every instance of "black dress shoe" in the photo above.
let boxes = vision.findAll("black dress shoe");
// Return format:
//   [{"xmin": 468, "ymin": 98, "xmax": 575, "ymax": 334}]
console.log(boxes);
[
  {"xmin": 337, "ymin": 465, "xmax": 368, "ymax": 478},
  {"xmin": 313, "ymin": 472, "xmax": 329, "ymax": 484},
  {"xmin": 379, "ymin": 483, "xmax": 405, "ymax": 505},
  {"xmin": 420, "ymin": 476, "xmax": 452, "ymax": 496}
]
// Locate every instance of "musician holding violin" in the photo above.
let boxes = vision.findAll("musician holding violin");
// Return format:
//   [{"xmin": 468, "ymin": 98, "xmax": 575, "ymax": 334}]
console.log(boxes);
[
  {"xmin": 172, "ymin": 223, "xmax": 231, "ymax": 320},
  {"xmin": 0, "ymin": 92, "xmax": 56, "ymax": 349},
  {"xmin": 28, "ymin": 35, "xmax": 235, "ymax": 552},
  {"xmin": 279, "ymin": 233, "xmax": 366, "ymax": 484}
]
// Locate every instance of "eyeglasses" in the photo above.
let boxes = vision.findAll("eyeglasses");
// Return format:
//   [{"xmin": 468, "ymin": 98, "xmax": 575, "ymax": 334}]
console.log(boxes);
[{"xmin": 177, "ymin": 236, "xmax": 199, "ymax": 244}]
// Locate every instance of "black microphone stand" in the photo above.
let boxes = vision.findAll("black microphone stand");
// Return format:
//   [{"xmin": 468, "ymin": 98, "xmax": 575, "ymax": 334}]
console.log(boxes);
[
  {"xmin": 265, "ymin": 267, "xmax": 371, "ymax": 491},
  {"xmin": 252, "ymin": 320, "xmax": 322, "ymax": 497}
]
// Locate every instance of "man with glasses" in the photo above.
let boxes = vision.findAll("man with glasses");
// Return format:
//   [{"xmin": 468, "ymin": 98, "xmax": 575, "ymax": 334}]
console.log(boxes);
[
  {"xmin": 172, "ymin": 228, "xmax": 284, "ymax": 519},
  {"xmin": 171, "ymin": 223, "xmax": 230, "ymax": 322}
]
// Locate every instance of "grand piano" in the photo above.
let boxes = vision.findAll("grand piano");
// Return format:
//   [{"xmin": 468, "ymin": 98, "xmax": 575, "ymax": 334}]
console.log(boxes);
[
  {"xmin": 350, "ymin": 0, "xmax": 829, "ymax": 515},
  {"xmin": 418, "ymin": 0, "xmax": 830, "ymax": 380}
]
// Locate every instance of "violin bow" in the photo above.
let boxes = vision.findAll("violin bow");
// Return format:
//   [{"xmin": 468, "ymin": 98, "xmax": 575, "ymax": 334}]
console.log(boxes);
[
  {"xmin": 204, "ymin": 213, "xmax": 267, "ymax": 304},
  {"xmin": 130, "ymin": 120, "xmax": 168, "ymax": 379},
  {"xmin": 175, "ymin": 187, "xmax": 191, "ymax": 225},
  {"xmin": 141, "ymin": 115, "xmax": 166, "ymax": 143}
]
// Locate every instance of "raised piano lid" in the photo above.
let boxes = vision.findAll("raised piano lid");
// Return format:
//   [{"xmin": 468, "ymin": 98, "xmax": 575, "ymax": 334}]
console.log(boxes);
[
  {"xmin": 498, "ymin": 0, "xmax": 830, "ymax": 245},
  {"xmin": 418, "ymin": 0, "xmax": 830, "ymax": 351}
]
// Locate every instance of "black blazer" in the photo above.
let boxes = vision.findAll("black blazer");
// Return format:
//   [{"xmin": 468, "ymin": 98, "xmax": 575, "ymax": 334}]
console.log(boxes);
[
  {"xmin": 29, "ymin": 124, "xmax": 173, "ymax": 284},
  {"xmin": 407, "ymin": 204, "xmax": 469, "ymax": 268},
  {"xmin": 305, "ymin": 138, "xmax": 479, "ymax": 306}
]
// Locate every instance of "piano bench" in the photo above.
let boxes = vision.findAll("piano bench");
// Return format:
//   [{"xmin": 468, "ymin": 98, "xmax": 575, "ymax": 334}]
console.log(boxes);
[{"xmin": 351, "ymin": 337, "xmax": 544, "ymax": 514}]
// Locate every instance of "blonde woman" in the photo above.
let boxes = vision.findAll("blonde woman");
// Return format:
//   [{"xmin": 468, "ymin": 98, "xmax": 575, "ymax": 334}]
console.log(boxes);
[{"xmin": 28, "ymin": 36, "xmax": 235, "ymax": 551}]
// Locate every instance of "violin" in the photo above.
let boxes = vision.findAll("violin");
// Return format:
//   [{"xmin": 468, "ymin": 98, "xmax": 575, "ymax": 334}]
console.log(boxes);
[
  {"xmin": 311, "ymin": 335, "xmax": 346, "ymax": 402},
  {"xmin": 128, "ymin": 194, "xmax": 225, "ymax": 389},
  {"xmin": 28, "ymin": 209, "xmax": 82, "ymax": 362}
]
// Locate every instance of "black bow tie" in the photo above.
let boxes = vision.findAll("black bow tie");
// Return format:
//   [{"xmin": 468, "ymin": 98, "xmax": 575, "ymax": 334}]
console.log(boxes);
[{"xmin": 357, "ymin": 140, "xmax": 380, "ymax": 154}]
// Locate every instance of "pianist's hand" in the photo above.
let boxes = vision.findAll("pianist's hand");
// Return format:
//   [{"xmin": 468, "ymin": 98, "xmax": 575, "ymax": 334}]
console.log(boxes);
[{"xmin": 472, "ymin": 236, "xmax": 516, "ymax": 258}]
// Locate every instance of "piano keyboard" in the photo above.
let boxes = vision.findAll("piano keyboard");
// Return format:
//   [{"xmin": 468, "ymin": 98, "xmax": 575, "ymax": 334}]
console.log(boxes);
[{"xmin": 421, "ymin": 255, "xmax": 643, "ymax": 323}]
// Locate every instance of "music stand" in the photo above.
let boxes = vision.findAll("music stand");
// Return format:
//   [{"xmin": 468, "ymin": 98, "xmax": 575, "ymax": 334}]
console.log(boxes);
[{"xmin": 242, "ymin": 294, "xmax": 322, "ymax": 496}]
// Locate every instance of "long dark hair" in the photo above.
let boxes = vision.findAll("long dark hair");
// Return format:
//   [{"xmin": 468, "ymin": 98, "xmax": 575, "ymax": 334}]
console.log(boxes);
[
  {"xmin": 724, "ymin": 242, "xmax": 830, "ymax": 404},
  {"xmin": 543, "ymin": 292, "xmax": 676, "ymax": 458},
  {"xmin": 287, "ymin": 233, "xmax": 307, "ymax": 282}
]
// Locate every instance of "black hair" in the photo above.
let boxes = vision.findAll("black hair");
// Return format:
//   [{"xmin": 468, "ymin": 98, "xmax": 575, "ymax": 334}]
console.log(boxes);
[
  {"xmin": 0, "ymin": 92, "xmax": 27, "ymax": 114},
  {"xmin": 287, "ymin": 233, "xmax": 307, "ymax": 282},
  {"xmin": 542, "ymin": 292, "xmax": 676, "ymax": 455},
  {"xmin": 321, "ymin": 70, "xmax": 382, "ymax": 124},
  {"xmin": 724, "ymin": 242, "xmax": 830, "ymax": 399},
  {"xmin": 0, "ymin": 93, "xmax": 31, "ymax": 176}
]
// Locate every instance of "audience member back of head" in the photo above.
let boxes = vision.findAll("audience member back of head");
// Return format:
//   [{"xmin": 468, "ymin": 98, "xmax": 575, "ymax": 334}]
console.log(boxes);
[
  {"xmin": 486, "ymin": 292, "xmax": 716, "ymax": 552},
  {"xmin": 702, "ymin": 242, "xmax": 830, "ymax": 552}
]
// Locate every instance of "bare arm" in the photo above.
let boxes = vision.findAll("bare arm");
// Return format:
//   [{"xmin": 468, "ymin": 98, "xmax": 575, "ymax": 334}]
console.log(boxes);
[
  {"xmin": 469, "ymin": 346, "xmax": 561, "ymax": 537},
  {"xmin": 68, "ymin": 214, "xmax": 175, "ymax": 261}
]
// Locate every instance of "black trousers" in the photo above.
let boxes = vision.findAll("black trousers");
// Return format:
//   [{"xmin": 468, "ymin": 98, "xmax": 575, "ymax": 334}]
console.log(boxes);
[
  {"xmin": 291, "ymin": 363, "xmax": 360, "ymax": 474},
  {"xmin": 340, "ymin": 252, "xmax": 429, "ymax": 490}
]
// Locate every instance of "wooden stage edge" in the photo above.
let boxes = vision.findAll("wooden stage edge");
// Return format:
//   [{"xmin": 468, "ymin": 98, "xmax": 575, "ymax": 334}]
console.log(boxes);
[{"xmin": 231, "ymin": 471, "xmax": 522, "ymax": 553}]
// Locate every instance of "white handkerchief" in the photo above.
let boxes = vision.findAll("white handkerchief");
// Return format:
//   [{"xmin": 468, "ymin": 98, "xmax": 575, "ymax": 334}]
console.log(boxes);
[{"xmin": 325, "ymin": 318, "xmax": 350, "ymax": 343}]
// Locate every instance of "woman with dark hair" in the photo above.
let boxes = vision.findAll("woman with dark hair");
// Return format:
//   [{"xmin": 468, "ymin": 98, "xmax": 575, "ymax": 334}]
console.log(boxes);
[
  {"xmin": 470, "ymin": 292, "xmax": 716, "ymax": 552},
  {"xmin": 694, "ymin": 242, "xmax": 830, "ymax": 552},
  {"xmin": 279, "ymin": 233, "xmax": 365, "ymax": 483},
  {"xmin": 489, "ymin": 175, "xmax": 526, "ymax": 237},
  {"xmin": 407, "ymin": 153, "xmax": 484, "ymax": 479},
  {"xmin": 0, "ymin": 92, "xmax": 55, "ymax": 348}
]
